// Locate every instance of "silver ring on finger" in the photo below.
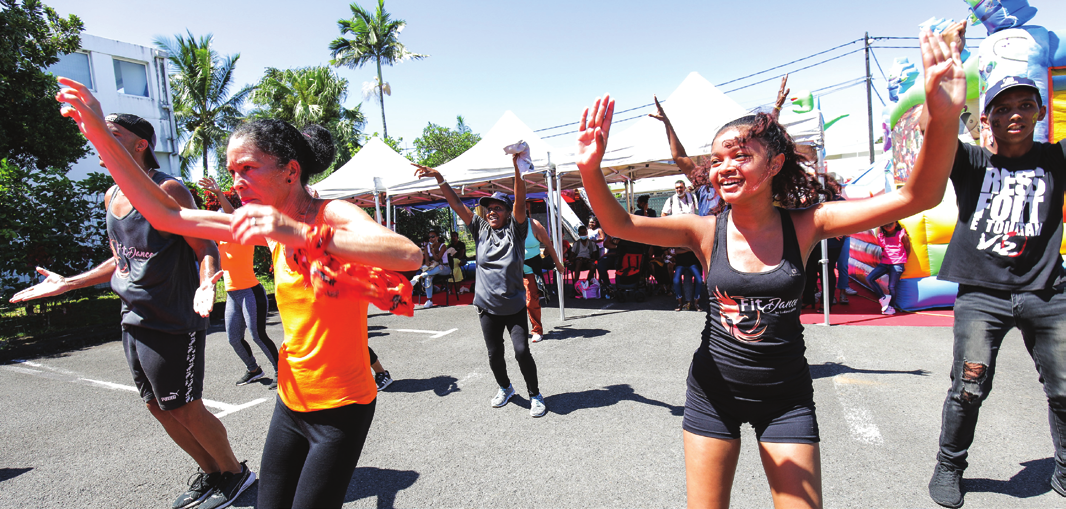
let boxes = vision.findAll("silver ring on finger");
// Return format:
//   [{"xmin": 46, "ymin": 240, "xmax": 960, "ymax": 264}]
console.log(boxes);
[{"xmin": 250, "ymin": 217, "xmax": 257, "ymax": 227}]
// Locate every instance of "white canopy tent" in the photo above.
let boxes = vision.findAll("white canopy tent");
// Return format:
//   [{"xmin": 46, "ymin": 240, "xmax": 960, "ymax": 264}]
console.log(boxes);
[
  {"xmin": 313, "ymin": 137, "xmax": 415, "ymax": 204},
  {"xmin": 390, "ymin": 110, "xmax": 562, "ymax": 203}
]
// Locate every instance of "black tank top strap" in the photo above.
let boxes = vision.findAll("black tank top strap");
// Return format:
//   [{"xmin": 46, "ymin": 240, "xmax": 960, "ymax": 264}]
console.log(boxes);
[{"xmin": 778, "ymin": 208, "xmax": 803, "ymax": 269}]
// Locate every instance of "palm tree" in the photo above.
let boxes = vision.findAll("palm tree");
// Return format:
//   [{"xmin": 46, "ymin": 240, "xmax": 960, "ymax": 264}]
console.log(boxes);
[
  {"xmin": 329, "ymin": 0, "xmax": 426, "ymax": 140},
  {"xmin": 249, "ymin": 66, "xmax": 367, "ymax": 170},
  {"xmin": 155, "ymin": 32, "xmax": 252, "ymax": 178}
]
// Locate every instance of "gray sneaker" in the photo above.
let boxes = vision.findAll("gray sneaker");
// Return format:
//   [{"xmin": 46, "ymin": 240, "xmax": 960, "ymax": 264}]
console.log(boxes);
[
  {"xmin": 530, "ymin": 393, "xmax": 547, "ymax": 417},
  {"xmin": 491, "ymin": 384, "xmax": 515, "ymax": 408},
  {"xmin": 199, "ymin": 461, "xmax": 255, "ymax": 509},
  {"xmin": 172, "ymin": 469, "xmax": 221, "ymax": 509},
  {"xmin": 928, "ymin": 462, "xmax": 963, "ymax": 508}
]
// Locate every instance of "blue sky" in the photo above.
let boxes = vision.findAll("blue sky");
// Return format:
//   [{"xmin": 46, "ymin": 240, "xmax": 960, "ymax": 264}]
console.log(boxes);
[{"xmin": 48, "ymin": 0, "xmax": 1066, "ymax": 159}]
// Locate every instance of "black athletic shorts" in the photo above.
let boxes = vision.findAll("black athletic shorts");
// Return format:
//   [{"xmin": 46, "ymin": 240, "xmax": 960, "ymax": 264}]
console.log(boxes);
[
  {"xmin": 683, "ymin": 368, "xmax": 819, "ymax": 444},
  {"xmin": 122, "ymin": 326, "xmax": 206, "ymax": 411}
]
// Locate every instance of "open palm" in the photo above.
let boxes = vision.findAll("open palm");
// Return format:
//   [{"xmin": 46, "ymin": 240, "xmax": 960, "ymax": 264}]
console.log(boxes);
[
  {"xmin": 576, "ymin": 95, "xmax": 615, "ymax": 172},
  {"xmin": 921, "ymin": 30, "xmax": 967, "ymax": 118}
]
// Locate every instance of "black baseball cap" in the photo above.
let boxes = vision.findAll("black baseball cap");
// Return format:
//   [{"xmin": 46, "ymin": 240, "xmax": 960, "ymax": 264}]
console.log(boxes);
[
  {"xmin": 478, "ymin": 191, "xmax": 513, "ymax": 210},
  {"xmin": 984, "ymin": 76, "xmax": 1042, "ymax": 112},
  {"xmin": 105, "ymin": 113, "xmax": 160, "ymax": 169}
]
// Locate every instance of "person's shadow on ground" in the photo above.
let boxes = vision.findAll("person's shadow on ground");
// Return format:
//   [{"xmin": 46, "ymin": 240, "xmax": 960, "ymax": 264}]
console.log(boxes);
[
  {"xmin": 965, "ymin": 457, "xmax": 1054, "ymax": 499},
  {"xmin": 383, "ymin": 375, "xmax": 459, "ymax": 397},
  {"xmin": 545, "ymin": 324, "xmax": 609, "ymax": 341},
  {"xmin": 544, "ymin": 383, "xmax": 683, "ymax": 416},
  {"xmin": 230, "ymin": 466, "xmax": 420, "ymax": 509},
  {"xmin": 0, "ymin": 467, "xmax": 32, "ymax": 483},
  {"xmin": 346, "ymin": 466, "xmax": 420, "ymax": 508},
  {"xmin": 809, "ymin": 362, "xmax": 929, "ymax": 380}
]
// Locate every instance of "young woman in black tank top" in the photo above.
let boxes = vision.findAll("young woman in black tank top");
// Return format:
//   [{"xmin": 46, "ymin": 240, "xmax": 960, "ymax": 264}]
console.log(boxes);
[{"xmin": 573, "ymin": 30, "xmax": 965, "ymax": 508}]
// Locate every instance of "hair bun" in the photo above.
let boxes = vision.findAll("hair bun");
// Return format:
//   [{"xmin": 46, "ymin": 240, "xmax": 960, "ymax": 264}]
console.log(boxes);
[{"xmin": 300, "ymin": 124, "xmax": 336, "ymax": 176}]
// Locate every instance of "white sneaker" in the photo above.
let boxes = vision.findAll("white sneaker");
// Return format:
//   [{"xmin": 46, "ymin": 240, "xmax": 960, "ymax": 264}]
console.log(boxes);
[
  {"xmin": 844, "ymin": 288, "xmax": 859, "ymax": 295},
  {"xmin": 883, "ymin": 306, "xmax": 896, "ymax": 315},
  {"xmin": 491, "ymin": 385, "xmax": 515, "ymax": 408},
  {"xmin": 530, "ymin": 393, "xmax": 547, "ymax": 417},
  {"xmin": 531, "ymin": 333, "xmax": 543, "ymax": 343},
  {"xmin": 878, "ymin": 295, "xmax": 892, "ymax": 312},
  {"xmin": 421, "ymin": 300, "xmax": 435, "ymax": 309}
]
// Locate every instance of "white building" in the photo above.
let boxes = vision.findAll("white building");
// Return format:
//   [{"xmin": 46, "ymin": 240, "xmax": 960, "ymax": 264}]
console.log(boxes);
[{"xmin": 46, "ymin": 34, "xmax": 180, "ymax": 181}]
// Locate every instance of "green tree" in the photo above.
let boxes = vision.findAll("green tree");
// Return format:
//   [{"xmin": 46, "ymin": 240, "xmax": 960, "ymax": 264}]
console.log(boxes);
[
  {"xmin": 249, "ymin": 66, "xmax": 366, "ymax": 172},
  {"xmin": 412, "ymin": 116, "xmax": 480, "ymax": 167},
  {"xmin": 0, "ymin": 0, "xmax": 87, "ymax": 170},
  {"xmin": 155, "ymin": 32, "xmax": 252, "ymax": 179},
  {"xmin": 329, "ymin": 0, "xmax": 426, "ymax": 140}
]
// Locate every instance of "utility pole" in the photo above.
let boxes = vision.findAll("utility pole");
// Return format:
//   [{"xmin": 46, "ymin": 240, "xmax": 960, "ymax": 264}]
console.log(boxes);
[{"xmin": 865, "ymin": 32, "xmax": 875, "ymax": 165}]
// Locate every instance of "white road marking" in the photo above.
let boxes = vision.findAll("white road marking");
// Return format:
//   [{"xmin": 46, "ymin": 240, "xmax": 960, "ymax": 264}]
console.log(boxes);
[
  {"xmin": 4, "ymin": 361, "xmax": 269, "ymax": 417},
  {"xmin": 456, "ymin": 372, "xmax": 482, "ymax": 387},
  {"xmin": 392, "ymin": 328, "xmax": 458, "ymax": 341},
  {"xmin": 830, "ymin": 353, "xmax": 884, "ymax": 446}
]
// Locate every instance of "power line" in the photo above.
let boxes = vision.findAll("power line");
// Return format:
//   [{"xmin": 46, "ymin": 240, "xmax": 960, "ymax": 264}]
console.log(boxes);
[
  {"xmin": 716, "ymin": 38, "xmax": 863, "ymax": 87},
  {"xmin": 723, "ymin": 47, "xmax": 866, "ymax": 93}
]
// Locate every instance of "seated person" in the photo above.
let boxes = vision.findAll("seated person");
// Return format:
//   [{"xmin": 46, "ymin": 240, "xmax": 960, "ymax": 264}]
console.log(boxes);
[
  {"xmin": 410, "ymin": 230, "xmax": 451, "ymax": 309},
  {"xmin": 595, "ymin": 229, "xmax": 620, "ymax": 287},
  {"xmin": 567, "ymin": 225, "xmax": 597, "ymax": 282}
]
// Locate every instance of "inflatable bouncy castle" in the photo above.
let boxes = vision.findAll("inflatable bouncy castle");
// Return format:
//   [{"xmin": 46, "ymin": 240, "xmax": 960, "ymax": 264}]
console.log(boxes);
[{"xmin": 848, "ymin": 0, "xmax": 1066, "ymax": 311}]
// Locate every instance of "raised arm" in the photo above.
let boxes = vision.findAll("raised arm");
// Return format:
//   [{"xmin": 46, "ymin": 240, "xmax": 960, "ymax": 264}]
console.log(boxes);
[
  {"xmin": 577, "ymin": 95, "xmax": 702, "ymax": 250},
  {"xmin": 413, "ymin": 164, "xmax": 473, "ymax": 225},
  {"xmin": 531, "ymin": 219, "xmax": 565, "ymax": 273},
  {"xmin": 56, "ymin": 78, "xmax": 235, "ymax": 242},
  {"xmin": 808, "ymin": 30, "xmax": 965, "ymax": 239},
  {"xmin": 512, "ymin": 154, "xmax": 526, "ymax": 225},
  {"xmin": 649, "ymin": 95, "xmax": 696, "ymax": 178},
  {"xmin": 198, "ymin": 177, "xmax": 235, "ymax": 214},
  {"xmin": 771, "ymin": 74, "xmax": 790, "ymax": 121}
]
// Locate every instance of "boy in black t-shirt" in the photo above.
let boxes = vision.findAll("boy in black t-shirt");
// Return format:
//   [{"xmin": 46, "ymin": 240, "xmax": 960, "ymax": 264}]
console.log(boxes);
[{"xmin": 928, "ymin": 76, "xmax": 1066, "ymax": 508}]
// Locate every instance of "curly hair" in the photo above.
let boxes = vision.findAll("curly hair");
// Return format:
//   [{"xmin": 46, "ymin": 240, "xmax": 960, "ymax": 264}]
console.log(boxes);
[
  {"xmin": 229, "ymin": 119, "xmax": 336, "ymax": 186},
  {"xmin": 696, "ymin": 112, "xmax": 828, "ymax": 211}
]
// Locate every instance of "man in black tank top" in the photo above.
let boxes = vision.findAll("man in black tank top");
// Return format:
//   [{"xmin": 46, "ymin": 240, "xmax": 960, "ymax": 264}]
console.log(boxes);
[{"xmin": 10, "ymin": 111, "xmax": 253, "ymax": 508}]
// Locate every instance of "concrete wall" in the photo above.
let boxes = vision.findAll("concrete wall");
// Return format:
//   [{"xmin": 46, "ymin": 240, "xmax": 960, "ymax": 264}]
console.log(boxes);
[{"xmin": 48, "ymin": 34, "xmax": 179, "ymax": 181}]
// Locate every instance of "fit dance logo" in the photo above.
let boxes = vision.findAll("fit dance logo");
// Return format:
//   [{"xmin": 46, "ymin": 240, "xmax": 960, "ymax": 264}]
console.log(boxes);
[
  {"xmin": 714, "ymin": 288, "xmax": 798, "ymax": 342},
  {"xmin": 108, "ymin": 238, "xmax": 156, "ymax": 278},
  {"xmin": 969, "ymin": 166, "xmax": 1047, "ymax": 257}
]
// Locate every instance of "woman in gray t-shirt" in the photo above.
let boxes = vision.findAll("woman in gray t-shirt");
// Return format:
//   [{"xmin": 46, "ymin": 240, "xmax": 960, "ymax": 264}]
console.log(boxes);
[{"xmin": 413, "ymin": 159, "xmax": 547, "ymax": 418}]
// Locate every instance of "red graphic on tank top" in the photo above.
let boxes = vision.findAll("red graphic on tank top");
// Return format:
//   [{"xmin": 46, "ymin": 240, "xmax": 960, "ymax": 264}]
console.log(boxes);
[{"xmin": 713, "ymin": 287, "xmax": 767, "ymax": 342}]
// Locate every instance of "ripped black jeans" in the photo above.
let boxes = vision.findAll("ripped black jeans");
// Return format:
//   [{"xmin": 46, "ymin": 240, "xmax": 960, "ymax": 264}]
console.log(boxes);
[{"xmin": 937, "ymin": 284, "xmax": 1066, "ymax": 472}]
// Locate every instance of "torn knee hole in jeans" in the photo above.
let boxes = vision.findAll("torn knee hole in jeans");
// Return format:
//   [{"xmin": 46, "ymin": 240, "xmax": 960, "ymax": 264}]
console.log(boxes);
[
  {"xmin": 960, "ymin": 390, "xmax": 979, "ymax": 404},
  {"xmin": 962, "ymin": 362, "xmax": 986, "ymax": 382}
]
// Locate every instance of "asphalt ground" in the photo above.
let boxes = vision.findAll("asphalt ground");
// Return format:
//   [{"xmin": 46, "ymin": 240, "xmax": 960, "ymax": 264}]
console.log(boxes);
[{"xmin": 1, "ymin": 293, "xmax": 1063, "ymax": 508}]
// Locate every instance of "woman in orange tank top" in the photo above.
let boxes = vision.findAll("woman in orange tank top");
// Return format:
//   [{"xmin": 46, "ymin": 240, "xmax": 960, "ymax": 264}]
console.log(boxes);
[{"xmin": 57, "ymin": 81, "xmax": 421, "ymax": 508}]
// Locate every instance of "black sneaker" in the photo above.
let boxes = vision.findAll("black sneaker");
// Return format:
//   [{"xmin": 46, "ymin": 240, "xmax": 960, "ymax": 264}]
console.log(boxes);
[
  {"xmin": 199, "ymin": 461, "xmax": 256, "ymax": 509},
  {"xmin": 1052, "ymin": 468, "xmax": 1066, "ymax": 497},
  {"xmin": 376, "ymin": 370, "xmax": 393, "ymax": 391},
  {"xmin": 172, "ymin": 469, "xmax": 221, "ymax": 509},
  {"xmin": 928, "ymin": 462, "xmax": 964, "ymax": 508},
  {"xmin": 236, "ymin": 368, "xmax": 264, "ymax": 386}
]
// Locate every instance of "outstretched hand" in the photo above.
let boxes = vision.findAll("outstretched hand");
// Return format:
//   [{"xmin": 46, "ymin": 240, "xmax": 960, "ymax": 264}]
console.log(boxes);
[
  {"xmin": 412, "ymin": 163, "xmax": 442, "ymax": 182},
  {"xmin": 55, "ymin": 77, "xmax": 107, "ymax": 139},
  {"xmin": 920, "ymin": 29, "xmax": 966, "ymax": 120},
  {"xmin": 198, "ymin": 177, "xmax": 222, "ymax": 195},
  {"xmin": 193, "ymin": 271, "xmax": 224, "ymax": 317},
  {"xmin": 774, "ymin": 74, "xmax": 790, "ymax": 111},
  {"xmin": 9, "ymin": 267, "xmax": 69, "ymax": 303},
  {"xmin": 648, "ymin": 95, "xmax": 668, "ymax": 123},
  {"xmin": 576, "ymin": 94, "xmax": 615, "ymax": 172}
]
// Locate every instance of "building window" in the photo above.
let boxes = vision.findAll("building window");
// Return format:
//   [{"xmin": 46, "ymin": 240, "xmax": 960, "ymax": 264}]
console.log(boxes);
[
  {"xmin": 46, "ymin": 52, "xmax": 93, "ymax": 89},
  {"xmin": 114, "ymin": 59, "xmax": 149, "ymax": 97}
]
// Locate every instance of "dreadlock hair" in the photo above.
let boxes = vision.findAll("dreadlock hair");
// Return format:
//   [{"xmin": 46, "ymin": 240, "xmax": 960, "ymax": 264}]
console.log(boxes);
[{"xmin": 696, "ymin": 112, "xmax": 828, "ymax": 213}]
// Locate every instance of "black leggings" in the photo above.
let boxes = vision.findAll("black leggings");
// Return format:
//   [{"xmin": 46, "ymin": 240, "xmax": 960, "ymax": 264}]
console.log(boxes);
[
  {"xmin": 476, "ymin": 306, "xmax": 539, "ymax": 396},
  {"xmin": 258, "ymin": 397, "xmax": 376, "ymax": 509}
]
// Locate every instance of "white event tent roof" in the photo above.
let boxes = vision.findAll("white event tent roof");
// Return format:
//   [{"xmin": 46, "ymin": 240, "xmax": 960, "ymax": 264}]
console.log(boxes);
[
  {"xmin": 387, "ymin": 110, "xmax": 562, "ymax": 204},
  {"xmin": 554, "ymin": 71, "xmax": 749, "ymax": 188},
  {"xmin": 312, "ymin": 137, "xmax": 415, "ymax": 204}
]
